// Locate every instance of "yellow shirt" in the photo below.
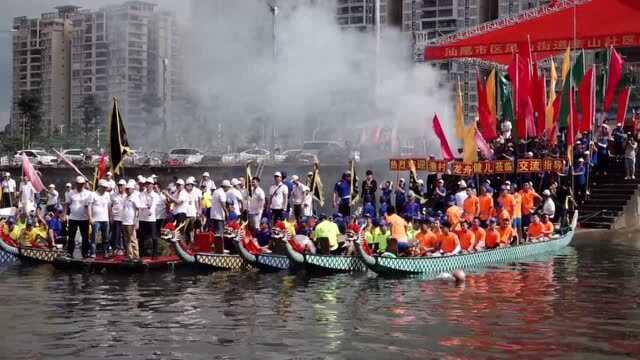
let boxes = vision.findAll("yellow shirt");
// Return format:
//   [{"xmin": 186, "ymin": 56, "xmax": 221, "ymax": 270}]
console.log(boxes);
[
  {"xmin": 201, "ymin": 191, "xmax": 212, "ymax": 209},
  {"xmin": 313, "ymin": 220, "xmax": 341, "ymax": 251},
  {"xmin": 284, "ymin": 220, "xmax": 297, "ymax": 237},
  {"xmin": 19, "ymin": 226, "xmax": 48, "ymax": 247}
]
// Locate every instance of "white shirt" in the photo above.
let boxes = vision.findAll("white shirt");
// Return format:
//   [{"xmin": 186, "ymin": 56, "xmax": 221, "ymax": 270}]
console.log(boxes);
[
  {"xmin": 90, "ymin": 191, "xmax": 111, "ymax": 222},
  {"xmin": 138, "ymin": 190, "xmax": 159, "ymax": 222},
  {"xmin": 247, "ymin": 187, "xmax": 265, "ymax": 215},
  {"xmin": 303, "ymin": 191, "xmax": 313, "ymax": 217},
  {"xmin": 269, "ymin": 183, "xmax": 288, "ymax": 210},
  {"xmin": 175, "ymin": 189, "xmax": 198, "ymax": 217},
  {"xmin": 542, "ymin": 198, "xmax": 556, "ymax": 218},
  {"xmin": 19, "ymin": 182, "xmax": 36, "ymax": 207},
  {"xmin": 200, "ymin": 178, "xmax": 216, "ymax": 192},
  {"xmin": 210, "ymin": 188, "xmax": 227, "ymax": 221},
  {"xmin": 155, "ymin": 192, "xmax": 167, "ymax": 220},
  {"xmin": 291, "ymin": 183, "xmax": 308, "ymax": 205},
  {"xmin": 105, "ymin": 179, "xmax": 116, "ymax": 190},
  {"xmin": 2, "ymin": 178, "xmax": 16, "ymax": 193},
  {"xmin": 46, "ymin": 189, "xmax": 59, "ymax": 206},
  {"xmin": 121, "ymin": 192, "xmax": 141, "ymax": 226},
  {"xmin": 67, "ymin": 189, "xmax": 93, "ymax": 221},
  {"xmin": 110, "ymin": 192, "xmax": 126, "ymax": 222},
  {"xmin": 454, "ymin": 190, "xmax": 468, "ymax": 208},
  {"xmin": 226, "ymin": 188, "xmax": 243, "ymax": 215}
]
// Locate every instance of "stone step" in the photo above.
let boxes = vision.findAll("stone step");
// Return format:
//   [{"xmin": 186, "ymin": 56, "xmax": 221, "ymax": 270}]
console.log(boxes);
[
  {"xmin": 589, "ymin": 188, "xmax": 637, "ymax": 195},
  {"xmin": 578, "ymin": 215, "xmax": 617, "ymax": 223},
  {"xmin": 579, "ymin": 222, "xmax": 613, "ymax": 229},
  {"xmin": 579, "ymin": 205, "xmax": 625, "ymax": 212},
  {"xmin": 588, "ymin": 193, "xmax": 632, "ymax": 200},
  {"xmin": 581, "ymin": 198, "xmax": 628, "ymax": 207},
  {"xmin": 589, "ymin": 183, "xmax": 638, "ymax": 190}
]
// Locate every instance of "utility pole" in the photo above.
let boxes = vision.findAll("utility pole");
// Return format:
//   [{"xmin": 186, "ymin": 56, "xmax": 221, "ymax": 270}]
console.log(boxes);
[{"xmin": 162, "ymin": 58, "xmax": 169, "ymax": 146}]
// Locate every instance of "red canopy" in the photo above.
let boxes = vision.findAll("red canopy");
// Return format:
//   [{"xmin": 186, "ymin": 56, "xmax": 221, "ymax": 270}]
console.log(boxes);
[{"xmin": 424, "ymin": 0, "xmax": 640, "ymax": 65}]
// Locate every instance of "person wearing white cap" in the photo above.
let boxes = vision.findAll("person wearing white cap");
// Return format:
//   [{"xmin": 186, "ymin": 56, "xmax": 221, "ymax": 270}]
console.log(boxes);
[
  {"xmin": 187, "ymin": 176, "xmax": 202, "ymax": 201},
  {"xmin": 226, "ymin": 178, "xmax": 244, "ymax": 217},
  {"xmin": 269, "ymin": 172, "xmax": 288, "ymax": 222},
  {"xmin": 122, "ymin": 180, "xmax": 142, "ymax": 259},
  {"xmin": 89, "ymin": 179, "xmax": 112, "ymax": 258},
  {"xmin": 454, "ymin": 180, "xmax": 468, "ymax": 208},
  {"xmin": 104, "ymin": 172, "xmax": 116, "ymax": 190},
  {"xmin": 110, "ymin": 179, "xmax": 128, "ymax": 255},
  {"xmin": 542, "ymin": 189, "xmax": 555, "ymax": 219},
  {"xmin": 45, "ymin": 184, "xmax": 59, "ymax": 213},
  {"xmin": 138, "ymin": 177, "xmax": 160, "ymax": 257},
  {"xmin": 166, "ymin": 177, "xmax": 199, "ymax": 243},
  {"xmin": 290, "ymin": 175, "xmax": 308, "ymax": 221},
  {"xmin": 153, "ymin": 180, "xmax": 168, "ymax": 237},
  {"xmin": 209, "ymin": 180, "xmax": 230, "ymax": 237},
  {"xmin": 246, "ymin": 177, "xmax": 265, "ymax": 231},
  {"xmin": 64, "ymin": 176, "xmax": 93, "ymax": 258},
  {"xmin": 1, "ymin": 172, "xmax": 17, "ymax": 208},
  {"xmin": 200, "ymin": 172, "xmax": 216, "ymax": 192},
  {"xmin": 18, "ymin": 176, "xmax": 36, "ymax": 215}
]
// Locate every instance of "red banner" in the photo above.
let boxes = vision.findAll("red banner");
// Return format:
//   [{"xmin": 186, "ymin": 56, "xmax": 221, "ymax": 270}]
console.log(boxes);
[{"xmin": 390, "ymin": 158, "xmax": 565, "ymax": 175}]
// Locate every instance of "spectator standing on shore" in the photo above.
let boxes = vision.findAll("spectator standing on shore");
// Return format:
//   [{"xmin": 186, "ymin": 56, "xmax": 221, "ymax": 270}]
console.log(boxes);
[{"xmin": 624, "ymin": 135, "xmax": 637, "ymax": 180}]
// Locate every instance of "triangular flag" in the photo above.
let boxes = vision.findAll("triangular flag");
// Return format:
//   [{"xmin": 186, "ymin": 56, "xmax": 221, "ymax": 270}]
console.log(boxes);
[
  {"xmin": 109, "ymin": 97, "xmax": 132, "ymax": 175},
  {"xmin": 546, "ymin": 59, "xmax": 558, "ymax": 131},
  {"xmin": 432, "ymin": 114, "xmax": 455, "ymax": 161},
  {"xmin": 578, "ymin": 66, "xmax": 596, "ymax": 133},
  {"xmin": 616, "ymin": 86, "xmax": 632, "ymax": 125},
  {"xmin": 604, "ymin": 47, "xmax": 624, "ymax": 113},
  {"xmin": 462, "ymin": 125, "xmax": 478, "ymax": 164},
  {"xmin": 21, "ymin": 155, "xmax": 46, "ymax": 193},
  {"xmin": 455, "ymin": 80, "xmax": 464, "ymax": 141}
]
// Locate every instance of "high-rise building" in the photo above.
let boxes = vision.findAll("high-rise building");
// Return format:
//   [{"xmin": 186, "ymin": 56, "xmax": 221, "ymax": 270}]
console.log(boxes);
[
  {"xmin": 498, "ymin": 0, "xmax": 551, "ymax": 18},
  {"xmin": 336, "ymin": 0, "xmax": 388, "ymax": 31},
  {"xmin": 11, "ymin": 6, "xmax": 77, "ymax": 136}
]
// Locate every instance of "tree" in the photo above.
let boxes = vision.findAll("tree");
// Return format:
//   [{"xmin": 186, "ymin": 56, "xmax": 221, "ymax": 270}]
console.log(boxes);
[
  {"xmin": 16, "ymin": 90, "xmax": 43, "ymax": 147},
  {"xmin": 80, "ymin": 94, "xmax": 102, "ymax": 146}
]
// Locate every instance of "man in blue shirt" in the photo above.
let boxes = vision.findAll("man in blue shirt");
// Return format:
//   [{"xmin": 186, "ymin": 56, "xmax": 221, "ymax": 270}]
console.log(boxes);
[
  {"xmin": 573, "ymin": 158, "xmax": 587, "ymax": 204},
  {"xmin": 333, "ymin": 172, "xmax": 352, "ymax": 218},
  {"xmin": 47, "ymin": 206, "xmax": 66, "ymax": 246},
  {"xmin": 395, "ymin": 178, "xmax": 406, "ymax": 211}
]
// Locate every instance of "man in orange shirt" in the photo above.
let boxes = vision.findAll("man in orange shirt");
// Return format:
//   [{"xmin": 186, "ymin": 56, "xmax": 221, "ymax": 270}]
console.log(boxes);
[
  {"xmin": 527, "ymin": 214, "xmax": 545, "ymax": 242},
  {"xmin": 541, "ymin": 214, "xmax": 554, "ymax": 238},
  {"xmin": 498, "ymin": 218, "xmax": 516, "ymax": 247},
  {"xmin": 471, "ymin": 218, "xmax": 486, "ymax": 250},
  {"xmin": 446, "ymin": 198, "xmax": 463, "ymax": 231},
  {"xmin": 498, "ymin": 187, "xmax": 515, "ymax": 219},
  {"xmin": 484, "ymin": 218, "xmax": 500, "ymax": 249},
  {"xmin": 478, "ymin": 187, "xmax": 494, "ymax": 225},
  {"xmin": 415, "ymin": 221, "xmax": 438, "ymax": 256},
  {"xmin": 520, "ymin": 182, "xmax": 542, "ymax": 229},
  {"xmin": 456, "ymin": 221, "xmax": 476, "ymax": 253},
  {"xmin": 462, "ymin": 188, "xmax": 479, "ymax": 222},
  {"xmin": 437, "ymin": 223, "xmax": 460, "ymax": 255},
  {"xmin": 511, "ymin": 183, "xmax": 523, "ymax": 243},
  {"xmin": 385, "ymin": 206, "xmax": 409, "ymax": 253}
]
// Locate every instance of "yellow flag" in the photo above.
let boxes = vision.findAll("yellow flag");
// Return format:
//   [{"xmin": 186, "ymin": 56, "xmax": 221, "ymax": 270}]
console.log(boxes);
[
  {"xmin": 560, "ymin": 47, "xmax": 571, "ymax": 84},
  {"xmin": 486, "ymin": 69, "xmax": 497, "ymax": 118},
  {"xmin": 462, "ymin": 125, "xmax": 477, "ymax": 164},
  {"xmin": 545, "ymin": 59, "xmax": 558, "ymax": 130},
  {"xmin": 455, "ymin": 80, "xmax": 464, "ymax": 141}
]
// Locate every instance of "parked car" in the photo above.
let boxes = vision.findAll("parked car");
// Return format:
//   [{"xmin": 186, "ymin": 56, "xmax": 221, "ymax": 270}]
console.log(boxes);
[
  {"xmin": 302, "ymin": 140, "xmax": 359, "ymax": 163},
  {"xmin": 167, "ymin": 148, "xmax": 204, "ymax": 165},
  {"xmin": 14, "ymin": 150, "xmax": 59, "ymax": 166},
  {"xmin": 275, "ymin": 149, "xmax": 302, "ymax": 163},
  {"xmin": 221, "ymin": 153, "xmax": 241, "ymax": 165},
  {"xmin": 239, "ymin": 148, "xmax": 270, "ymax": 162},
  {"xmin": 61, "ymin": 148, "xmax": 85, "ymax": 163}
]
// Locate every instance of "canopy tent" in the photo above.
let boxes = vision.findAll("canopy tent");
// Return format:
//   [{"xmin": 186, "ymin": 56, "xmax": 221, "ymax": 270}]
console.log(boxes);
[{"xmin": 424, "ymin": 0, "xmax": 640, "ymax": 65}]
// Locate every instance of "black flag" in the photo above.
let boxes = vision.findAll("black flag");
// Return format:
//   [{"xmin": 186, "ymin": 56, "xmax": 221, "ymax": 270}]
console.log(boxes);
[
  {"xmin": 349, "ymin": 159, "xmax": 360, "ymax": 206},
  {"xmin": 109, "ymin": 97, "xmax": 131, "ymax": 175}
]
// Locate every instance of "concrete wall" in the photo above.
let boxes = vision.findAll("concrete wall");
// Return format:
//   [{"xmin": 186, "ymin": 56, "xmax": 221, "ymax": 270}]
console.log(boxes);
[{"xmin": 613, "ymin": 188, "xmax": 640, "ymax": 230}]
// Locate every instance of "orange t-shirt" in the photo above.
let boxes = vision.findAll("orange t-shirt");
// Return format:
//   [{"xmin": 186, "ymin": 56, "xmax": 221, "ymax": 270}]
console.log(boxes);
[
  {"xmin": 472, "ymin": 226, "xmax": 486, "ymax": 245},
  {"xmin": 386, "ymin": 214, "xmax": 407, "ymax": 240},
  {"xmin": 542, "ymin": 221, "xmax": 554, "ymax": 236},
  {"xmin": 498, "ymin": 208, "xmax": 511, "ymax": 222},
  {"xmin": 512, "ymin": 193, "xmax": 523, "ymax": 219},
  {"xmin": 456, "ymin": 229, "xmax": 476, "ymax": 251},
  {"xmin": 498, "ymin": 225, "xmax": 516, "ymax": 245},
  {"xmin": 520, "ymin": 190, "xmax": 538, "ymax": 215},
  {"xmin": 527, "ymin": 222, "xmax": 544, "ymax": 238},
  {"xmin": 463, "ymin": 195, "xmax": 479, "ymax": 221},
  {"xmin": 500, "ymin": 194, "xmax": 515, "ymax": 218},
  {"xmin": 478, "ymin": 194, "xmax": 494, "ymax": 221},
  {"xmin": 446, "ymin": 205, "xmax": 463, "ymax": 230},
  {"xmin": 438, "ymin": 232, "xmax": 459, "ymax": 253},
  {"xmin": 416, "ymin": 230, "xmax": 438, "ymax": 249},
  {"xmin": 485, "ymin": 229, "xmax": 500, "ymax": 249}
]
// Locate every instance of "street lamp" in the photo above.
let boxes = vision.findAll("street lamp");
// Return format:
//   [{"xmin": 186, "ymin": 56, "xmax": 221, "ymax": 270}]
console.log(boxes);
[{"xmin": 267, "ymin": 1, "xmax": 278, "ymax": 61}]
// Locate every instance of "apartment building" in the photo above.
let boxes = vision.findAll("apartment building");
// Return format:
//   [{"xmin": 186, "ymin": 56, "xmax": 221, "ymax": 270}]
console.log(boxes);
[
  {"xmin": 336, "ymin": 0, "xmax": 388, "ymax": 31},
  {"xmin": 498, "ymin": 0, "xmax": 551, "ymax": 18},
  {"xmin": 11, "ymin": 6, "xmax": 76, "ymax": 135}
]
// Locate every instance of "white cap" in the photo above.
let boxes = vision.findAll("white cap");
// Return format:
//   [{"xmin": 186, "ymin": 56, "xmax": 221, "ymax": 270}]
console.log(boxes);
[
  {"xmin": 176, "ymin": 179, "xmax": 185, "ymax": 185},
  {"xmin": 3, "ymin": 172, "xmax": 10, "ymax": 177},
  {"xmin": 291, "ymin": 175, "xmax": 299, "ymax": 181},
  {"xmin": 274, "ymin": 171, "xmax": 282, "ymax": 177},
  {"xmin": 117, "ymin": 179, "xmax": 127, "ymax": 185},
  {"xmin": 186, "ymin": 176, "xmax": 196, "ymax": 183},
  {"xmin": 202, "ymin": 172, "xmax": 210, "ymax": 177},
  {"xmin": 504, "ymin": 180, "xmax": 511, "ymax": 185},
  {"xmin": 437, "ymin": 179, "xmax": 444, "ymax": 184},
  {"xmin": 151, "ymin": 174, "xmax": 158, "ymax": 179},
  {"xmin": 417, "ymin": 179, "xmax": 424, "ymax": 185},
  {"xmin": 221, "ymin": 180, "xmax": 232, "ymax": 187},
  {"xmin": 75, "ymin": 176, "xmax": 86, "ymax": 184},
  {"xmin": 147, "ymin": 177, "xmax": 155, "ymax": 184},
  {"xmin": 106, "ymin": 171, "xmax": 113, "ymax": 176},
  {"xmin": 231, "ymin": 178, "xmax": 241, "ymax": 186},
  {"xmin": 48, "ymin": 184, "xmax": 55, "ymax": 188},
  {"xmin": 186, "ymin": 178, "xmax": 195, "ymax": 185},
  {"xmin": 136, "ymin": 175, "xmax": 145, "ymax": 183},
  {"xmin": 542, "ymin": 189, "xmax": 551, "ymax": 196},
  {"xmin": 98, "ymin": 179, "xmax": 109, "ymax": 188},
  {"xmin": 578, "ymin": 157, "xmax": 585, "ymax": 162},
  {"xmin": 126, "ymin": 180, "xmax": 137, "ymax": 189},
  {"xmin": 65, "ymin": 182, "xmax": 72, "ymax": 187},
  {"xmin": 458, "ymin": 180, "xmax": 467, "ymax": 188}
]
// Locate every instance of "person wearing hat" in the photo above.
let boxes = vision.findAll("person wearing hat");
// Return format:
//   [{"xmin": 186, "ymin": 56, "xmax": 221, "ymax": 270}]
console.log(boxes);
[
  {"xmin": 109, "ymin": 179, "xmax": 127, "ymax": 255},
  {"xmin": 432, "ymin": 178, "xmax": 447, "ymax": 213},
  {"xmin": 624, "ymin": 134, "xmax": 638, "ymax": 180},
  {"xmin": 394, "ymin": 178, "xmax": 407, "ymax": 214},
  {"xmin": 64, "ymin": 176, "xmax": 93, "ymax": 258},
  {"xmin": 137, "ymin": 177, "xmax": 161, "ymax": 257},
  {"xmin": 268, "ymin": 172, "xmax": 288, "ymax": 222},
  {"xmin": 122, "ymin": 180, "xmax": 142, "ymax": 259},
  {"xmin": 361, "ymin": 170, "xmax": 377, "ymax": 212},
  {"xmin": 541, "ymin": 189, "xmax": 556, "ymax": 219},
  {"xmin": 46, "ymin": 205, "xmax": 66, "ymax": 246},
  {"xmin": 89, "ymin": 179, "xmax": 112, "ymax": 258},
  {"xmin": 1, "ymin": 172, "xmax": 17, "ymax": 208},
  {"xmin": 333, "ymin": 172, "xmax": 352, "ymax": 219},
  {"xmin": 246, "ymin": 177, "xmax": 265, "ymax": 232},
  {"xmin": 104, "ymin": 172, "xmax": 116, "ymax": 191},
  {"xmin": 45, "ymin": 184, "xmax": 60, "ymax": 213},
  {"xmin": 454, "ymin": 180, "xmax": 468, "ymax": 208},
  {"xmin": 18, "ymin": 176, "xmax": 36, "ymax": 216},
  {"xmin": 168, "ymin": 177, "xmax": 199, "ymax": 244},
  {"xmin": 378, "ymin": 180, "xmax": 392, "ymax": 217},
  {"xmin": 209, "ymin": 180, "xmax": 229, "ymax": 239},
  {"xmin": 226, "ymin": 178, "xmax": 244, "ymax": 218},
  {"xmin": 200, "ymin": 172, "xmax": 216, "ymax": 192},
  {"xmin": 290, "ymin": 175, "xmax": 308, "ymax": 221}
]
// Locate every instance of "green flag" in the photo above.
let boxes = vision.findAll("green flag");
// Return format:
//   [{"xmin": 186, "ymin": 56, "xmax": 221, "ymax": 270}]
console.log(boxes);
[
  {"xmin": 559, "ymin": 51, "xmax": 585, "ymax": 128},
  {"xmin": 498, "ymin": 72, "xmax": 515, "ymax": 139}
]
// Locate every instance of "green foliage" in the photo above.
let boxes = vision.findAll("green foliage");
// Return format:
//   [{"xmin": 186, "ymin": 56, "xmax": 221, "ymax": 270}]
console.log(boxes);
[
  {"xmin": 15, "ymin": 90, "xmax": 43, "ymax": 147},
  {"xmin": 80, "ymin": 94, "xmax": 102, "ymax": 146}
]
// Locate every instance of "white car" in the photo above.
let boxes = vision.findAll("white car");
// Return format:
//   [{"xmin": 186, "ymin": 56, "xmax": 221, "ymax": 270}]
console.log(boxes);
[
  {"xmin": 14, "ymin": 149, "xmax": 58, "ymax": 166},
  {"xmin": 221, "ymin": 153, "xmax": 241, "ymax": 165},
  {"xmin": 239, "ymin": 148, "xmax": 270, "ymax": 162},
  {"xmin": 168, "ymin": 148, "xmax": 204, "ymax": 165},
  {"xmin": 61, "ymin": 148, "xmax": 85, "ymax": 163}
]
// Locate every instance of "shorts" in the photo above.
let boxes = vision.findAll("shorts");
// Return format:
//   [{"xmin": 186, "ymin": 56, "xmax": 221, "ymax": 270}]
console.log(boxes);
[{"xmin": 512, "ymin": 217, "xmax": 522, "ymax": 229}]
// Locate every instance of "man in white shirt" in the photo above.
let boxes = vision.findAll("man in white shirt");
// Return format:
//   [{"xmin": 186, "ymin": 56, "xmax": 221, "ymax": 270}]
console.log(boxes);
[
  {"xmin": 269, "ymin": 172, "xmax": 288, "ymax": 222},
  {"xmin": 454, "ymin": 180, "xmax": 469, "ymax": 208},
  {"xmin": 18, "ymin": 177, "xmax": 36, "ymax": 215},
  {"xmin": 154, "ymin": 181, "xmax": 168, "ymax": 240},
  {"xmin": 168, "ymin": 177, "xmax": 199, "ymax": 243},
  {"xmin": 65, "ymin": 176, "xmax": 93, "ymax": 258},
  {"xmin": 247, "ymin": 177, "xmax": 265, "ymax": 231},
  {"xmin": 1, "ymin": 172, "xmax": 17, "ymax": 208},
  {"xmin": 541, "ymin": 189, "xmax": 556, "ymax": 219},
  {"xmin": 90, "ymin": 179, "xmax": 112, "ymax": 258},
  {"xmin": 226, "ymin": 178, "xmax": 244, "ymax": 217},
  {"xmin": 122, "ymin": 180, "xmax": 141, "ymax": 259},
  {"xmin": 200, "ymin": 172, "xmax": 216, "ymax": 192},
  {"xmin": 210, "ymin": 180, "xmax": 230, "ymax": 239},
  {"xmin": 46, "ymin": 184, "xmax": 59, "ymax": 213},
  {"xmin": 290, "ymin": 175, "xmax": 309, "ymax": 221},
  {"xmin": 104, "ymin": 171, "xmax": 117, "ymax": 190},
  {"xmin": 138, "ymin": 178, "xmax": 160, "ymax": 257},
  {"xmin": 110, "ymin": 179, "xmax": 127, "ymax": 255}
]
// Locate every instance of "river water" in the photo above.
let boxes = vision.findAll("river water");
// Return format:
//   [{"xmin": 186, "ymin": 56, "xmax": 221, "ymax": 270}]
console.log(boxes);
[{"xmin": 0, "ymin": 234, "xmax": 639, "ymax": 359}]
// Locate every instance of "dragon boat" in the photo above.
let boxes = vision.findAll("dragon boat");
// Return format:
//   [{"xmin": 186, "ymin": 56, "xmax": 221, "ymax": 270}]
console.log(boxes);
[
  {"xmin": 51, "ymin": 254, "xmax": 182, "ymax": 272},
  {"xmin": 0, "ymin": 231, "xmax": 66, "ymax": 265},
  {"xmin": 234, "ymin": 226, "xmax": 292, "ymax": 273},
  {"xmin": 355, "ymin": 211, "xmax": 578, "ymax": 277}
]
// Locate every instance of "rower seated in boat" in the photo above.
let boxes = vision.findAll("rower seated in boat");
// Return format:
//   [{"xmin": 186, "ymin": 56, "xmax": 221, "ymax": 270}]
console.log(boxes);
[
  {"xmin": 292, "ymin": 234, "xmax": 316, "ymax": 254},
  {"xmin": 541, "ymin": 214, "xmax": 554, "ymax": 238},
  {"xmin": 436, "ymin": 223, "xmax": 461, "ymax": 256},
  {"xmin": 18, "ymin": 217, "xmax": 50, "ymax": 248},
  {"xmin": 414, "ymin": 219, "xmax": 438, "ymax": 256},
  {"xmin": 471, "ymin": 218, "xmax": 486, "ymax": 251},
  {"xmin": 0, "ymin": 216, "xmax": 20, "ymax": 247},
  {"xmin": 340, "ymin": 223, "xmax": 361, "ymax": 256},
  {"xmin": 484, "ymin": 218, "xmax": 500, "ymax": 250},
  {"xmin": 456, "ymin": 221, "xmax": 476, "ymax": 253},
  {"xmin": 312, "ymin": 215, "xmax": 341, "ymax": 255},
  {"xmin": 526, "ymin": 214, "xmax": 546, "ymax": 242},
  {"xmin": 497, "ymin": 217, "xmax": 516, "ymax": 247}
]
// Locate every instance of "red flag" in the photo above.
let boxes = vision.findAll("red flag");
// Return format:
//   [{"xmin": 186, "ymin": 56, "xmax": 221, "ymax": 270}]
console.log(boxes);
[
  {"xmin": 432, "ymin": 114, "xmax": 455, "ymax": 161},
  {"xmin": 604, "ymin": 47, "xmax": 624, "ymax": 112},
  {"xmin": 617, "ymin": 86, "xmax": 632, "ymax": 125},
  {"xmin": 578, "ymin": 67, "xmax": 595, "ymax": 133},
  {"xmin": 567, "ymin": 89, "xmax": 580, "ymax": 147},
  {"xmin": 532, "ymin": 63, "xmax": 547, "ymax": 135},
  {"xmin": 97, "ymin": 154, "xmax": 108, "ymax": 180},
  {"xmin": 21, "ymin": 155, "xmax": 45, "ymax": 193},
  {"xmin": 475, "ymin": 130, "xmax": 493, "ymax": 159},
  {"xmin": 508, "ymin": 54, "xmax": 536, "ymax": 139},
  {"xmin": 476, "ymin": 74, "xmax": 497, "ymax": 141}
]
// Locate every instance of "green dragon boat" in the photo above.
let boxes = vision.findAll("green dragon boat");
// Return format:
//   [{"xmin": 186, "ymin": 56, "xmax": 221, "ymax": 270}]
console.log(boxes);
[
  {"xmin": 282, "ymin": 230, "xmax": 367, "ymax": 274},
  {"xmin": 355, "ymin": 211, "xmax": 578, "ymax": 276},
  {"xmin": 234, "ymin": 229, "xmax": 292, "ymax": 273}
]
